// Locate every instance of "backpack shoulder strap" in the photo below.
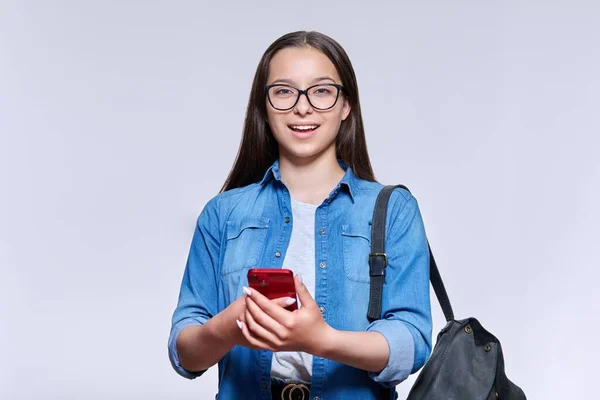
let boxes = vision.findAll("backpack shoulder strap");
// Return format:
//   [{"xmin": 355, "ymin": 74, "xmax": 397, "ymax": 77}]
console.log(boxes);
[{"xmin": 367, "ymin": 185, "xmax": 455, "ymax": 323}]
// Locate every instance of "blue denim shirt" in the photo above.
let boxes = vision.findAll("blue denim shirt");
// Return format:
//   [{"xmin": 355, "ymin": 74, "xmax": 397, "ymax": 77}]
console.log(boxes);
[{"xmin": 168, "ymin": 160, "xmax": 433, "ymax": 399}]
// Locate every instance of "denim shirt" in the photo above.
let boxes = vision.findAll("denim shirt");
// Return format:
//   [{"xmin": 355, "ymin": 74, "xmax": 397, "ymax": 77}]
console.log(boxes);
[{"xmin": 168, "ymin": 160, "xmax": 433, "ymax": 400}]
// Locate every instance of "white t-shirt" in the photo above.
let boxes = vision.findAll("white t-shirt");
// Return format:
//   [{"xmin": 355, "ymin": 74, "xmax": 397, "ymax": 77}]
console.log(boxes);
[{"xmin": 270, "ymin": 198, "xmax": 317, "ymax": 384}]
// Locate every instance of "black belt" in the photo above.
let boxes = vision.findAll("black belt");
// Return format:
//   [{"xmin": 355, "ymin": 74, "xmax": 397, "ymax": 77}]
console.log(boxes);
[{"xmin": 270, "ymin": 381, "xmax": 311, "ymax": 400}]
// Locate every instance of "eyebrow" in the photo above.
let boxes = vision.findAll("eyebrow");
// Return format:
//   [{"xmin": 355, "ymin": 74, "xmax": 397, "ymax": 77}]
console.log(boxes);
[{"xmin": 269, "ymin": 76, "xmax": 337, "ymax": 85}]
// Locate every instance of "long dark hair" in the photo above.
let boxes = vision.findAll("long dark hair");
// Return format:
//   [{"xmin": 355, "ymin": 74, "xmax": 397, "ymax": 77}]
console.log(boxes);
[{"xmin": 220, "ymin": 30, "xmax": 376, "ymax": 192}]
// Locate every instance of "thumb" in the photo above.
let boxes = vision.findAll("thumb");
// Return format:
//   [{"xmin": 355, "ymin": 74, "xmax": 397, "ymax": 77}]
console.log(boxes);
[
  {"xmin": 294, "ymin": 274, "xmax": 314, "ymax": 308},
  {"xmin": 271, "ymin": 296, "xmax": 297, "ymax": 308}
]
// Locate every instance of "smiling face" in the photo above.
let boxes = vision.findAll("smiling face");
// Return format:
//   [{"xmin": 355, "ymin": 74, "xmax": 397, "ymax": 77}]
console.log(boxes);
[{"xmin": 265, "ymin": 46, "xmax": 351, "ymax": 162}]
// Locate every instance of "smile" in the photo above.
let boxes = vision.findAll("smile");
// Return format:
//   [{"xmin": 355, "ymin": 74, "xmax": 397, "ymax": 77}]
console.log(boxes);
[{"xmin": 288, "ymin": 124, "xmax": 320, "ymax": 132}]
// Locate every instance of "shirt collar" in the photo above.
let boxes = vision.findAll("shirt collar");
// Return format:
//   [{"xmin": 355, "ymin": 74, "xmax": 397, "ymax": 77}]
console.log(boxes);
[
  {"xmin": 260, "ymin": 159, "xmax": 357, "ymax": 201},
  {"xmin": 259, "ymin": 159, "xmax": 282, "ymax": 185}
]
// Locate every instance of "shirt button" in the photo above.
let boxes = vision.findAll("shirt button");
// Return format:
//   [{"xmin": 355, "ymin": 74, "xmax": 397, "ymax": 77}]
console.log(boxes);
[
  {"xmin": 319, "ymin": 306, "xmax": 325, "ymax": 313},
  {"xmin": 284, "ymin": 217, "xmax": 290, "ymax": 223},
  {"xmin": 261, "ymin": 381, "xmax": 267, "ymax": 390},
  {"xmin": 319, "ymin": 228, "xmax": 325, "ymax": 235},
  {"xmin": 275, "ymin": 251, "xmax": 282, "ymax": 258},
  {"xmin": 319, "ymin": 262, "xmax": 326, "ymax": 269},
  {"xmin": 314, "ymin": 398, "xmax": 320, "ymax": 400}
]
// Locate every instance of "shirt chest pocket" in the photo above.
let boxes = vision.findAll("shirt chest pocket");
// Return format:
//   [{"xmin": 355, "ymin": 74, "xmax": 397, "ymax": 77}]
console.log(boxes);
[
  {"xmin": 340, "ymin": 224, "xmax": 372, "ymax": 284},
  {"xmin": 222, "ymin": 217, "xmax": 270, "ymax": 276}
]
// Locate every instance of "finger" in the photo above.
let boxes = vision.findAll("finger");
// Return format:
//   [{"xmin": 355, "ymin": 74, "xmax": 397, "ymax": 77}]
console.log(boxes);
[
  {"xmin": 246, "ymin": 297, "xmax": 289, "ymax": 342},
  {"xmin": 271, "ymin": 296, "xmax": 297, "ymax": 309},
  {"xmin": 294, "ymin": 274, "xmax": 314, "ymax": 309},
  {"xmin": 245, "ymin": 287, "xmax": 293, "ymax": 324},
  {"xmin": 244, "ymin": 306, "xmax": 281, "ymax": 348},
  {"xmin": 237, "ymin": 319, "xmax": 274, "ymax": 351}
]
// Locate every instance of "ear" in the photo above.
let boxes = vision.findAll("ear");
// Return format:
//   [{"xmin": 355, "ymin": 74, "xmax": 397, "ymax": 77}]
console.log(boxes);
[{"xmin": 341, "ymin": 97, "xmax": 351, "ymax": 121}]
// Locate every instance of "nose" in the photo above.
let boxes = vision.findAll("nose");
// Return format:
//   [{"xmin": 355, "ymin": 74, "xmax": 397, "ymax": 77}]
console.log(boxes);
[{"xmin": 293, "ymin": 92, "xmax": 313, "ymax": 116}]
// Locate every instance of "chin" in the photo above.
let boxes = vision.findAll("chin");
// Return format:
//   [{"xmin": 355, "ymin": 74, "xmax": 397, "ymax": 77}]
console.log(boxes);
[
  {"xmin": 274, "ymin": 129, "xmax": 337, "ymax": 161},
  {"xmin": 280, "ymin": 143, "xmax": 333, "ymax": 161}
]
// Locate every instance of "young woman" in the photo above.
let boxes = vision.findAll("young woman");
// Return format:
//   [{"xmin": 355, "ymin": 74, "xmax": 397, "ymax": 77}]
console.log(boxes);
[{"xmin": 168, "ymin": 30, "xmax": 433, "ymax": 400}]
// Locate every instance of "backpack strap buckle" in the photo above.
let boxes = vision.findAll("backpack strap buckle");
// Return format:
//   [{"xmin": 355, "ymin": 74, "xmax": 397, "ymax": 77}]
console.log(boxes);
[{"xmin": 369, "ymin": 252, "xmax": 388, "ymax": 276}]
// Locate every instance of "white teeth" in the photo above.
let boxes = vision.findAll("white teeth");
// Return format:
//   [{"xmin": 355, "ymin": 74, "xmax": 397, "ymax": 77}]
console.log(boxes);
[{"xmin": 290, "ymin": 125, "xmax": 318, "ymax": 131}]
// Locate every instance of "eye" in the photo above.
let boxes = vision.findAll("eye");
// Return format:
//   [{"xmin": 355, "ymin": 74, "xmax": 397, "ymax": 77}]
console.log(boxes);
[
  {"xmin": 310, "ymin": 85, "xmax": 335, "ymax": 96},
  {"xmin": 270, "ymin": 86, "xmax": 297, "ymax": 97}
]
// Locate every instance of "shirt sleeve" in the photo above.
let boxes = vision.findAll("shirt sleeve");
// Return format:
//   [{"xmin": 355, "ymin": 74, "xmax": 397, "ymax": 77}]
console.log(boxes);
[
  {"xmin": 366, "ymin": 189, "xmax": 433, "ymax": 387},
  {"xmin": 168, "ymin": 196, "xmax": 222, "ymax": 379}
]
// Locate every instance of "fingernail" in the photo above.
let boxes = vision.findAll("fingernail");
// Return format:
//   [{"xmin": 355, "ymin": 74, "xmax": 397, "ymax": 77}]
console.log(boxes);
[
  {"xmin": 242, "ymin": 286, "xmax": 252, "ymax": 296},
  {"xmin": 236, "ymin": 319, "xmax": 243, "ymax": 330},
  {"xmin": 284, "ymin": 298, "xmax": 297, "ymax": 306},
  {"xmin": 297, "ymin": 274, "xmax": 302, "ymax": 285}
]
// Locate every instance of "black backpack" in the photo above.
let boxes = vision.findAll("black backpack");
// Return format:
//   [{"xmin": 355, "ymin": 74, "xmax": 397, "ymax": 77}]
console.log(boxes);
[{"xmin": 371, "ymin": 185, "xmax": 527, "ymax": 400}]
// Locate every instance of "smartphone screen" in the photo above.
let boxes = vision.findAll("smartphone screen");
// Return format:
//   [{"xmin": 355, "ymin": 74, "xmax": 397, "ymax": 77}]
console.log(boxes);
[{"xmin": 247, "ymin": 268, "xmax": 298, "ymax": 311}]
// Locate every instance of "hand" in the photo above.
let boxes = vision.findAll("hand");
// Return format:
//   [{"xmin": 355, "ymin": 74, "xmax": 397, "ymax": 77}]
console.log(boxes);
[
  {"xmin": 224, "ymin": 293, "xmax": 295, "ymax": 350},
  {"xmin": 236, "ymin": 274, "xmax": 333, "ymax": 354}
]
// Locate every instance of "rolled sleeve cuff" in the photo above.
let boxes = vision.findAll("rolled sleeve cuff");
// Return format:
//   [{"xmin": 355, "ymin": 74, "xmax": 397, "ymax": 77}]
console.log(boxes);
[
  {"xmin": 366, "ymin": 319, "xmax": 415, "ymax": 387},
  {"xmin": 168, "ymin": 318, "xmax": 207, "ymax": 379}
]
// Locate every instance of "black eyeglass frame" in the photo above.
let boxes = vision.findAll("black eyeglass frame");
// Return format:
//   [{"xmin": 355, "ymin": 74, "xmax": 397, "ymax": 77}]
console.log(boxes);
[{"xmin": 264, "ymin": 83, "xmax": 346, "ymax": 111}]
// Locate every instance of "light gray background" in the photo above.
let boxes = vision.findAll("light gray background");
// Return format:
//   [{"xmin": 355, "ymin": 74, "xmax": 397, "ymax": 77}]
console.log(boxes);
[{"xmin": 1, "ymin": 1, "xmax": 598, "ymax": 399}]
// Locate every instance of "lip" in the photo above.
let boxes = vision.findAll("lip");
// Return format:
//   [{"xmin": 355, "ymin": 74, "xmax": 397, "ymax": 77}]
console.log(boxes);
[
  {"xmin": 288, "ymin": 124, "xmax": 319, "ymax": 139},
  {"xmin": 287, "ymin": 122, "xmax": 321, "ymax": 127}
]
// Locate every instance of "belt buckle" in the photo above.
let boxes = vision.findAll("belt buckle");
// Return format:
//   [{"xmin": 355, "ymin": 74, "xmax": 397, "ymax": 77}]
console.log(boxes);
[{"xmin": 281, "ymin": 383, "xmax": 309, "ymax": 400}]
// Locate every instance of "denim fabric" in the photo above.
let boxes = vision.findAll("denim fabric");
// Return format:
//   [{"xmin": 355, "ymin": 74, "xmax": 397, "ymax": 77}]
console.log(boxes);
[{"xmin": 168, "ymin": 160, "xmax": 433, "ymax": 400}]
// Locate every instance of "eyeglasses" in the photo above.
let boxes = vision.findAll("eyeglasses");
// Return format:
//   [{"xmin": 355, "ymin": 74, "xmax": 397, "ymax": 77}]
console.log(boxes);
[{"xmin": 265, "ymin": 83, "xmax": 345, "ymax": 111}]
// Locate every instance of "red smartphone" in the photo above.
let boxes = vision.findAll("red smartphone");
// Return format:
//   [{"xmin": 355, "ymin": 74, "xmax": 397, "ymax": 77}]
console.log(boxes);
[{"xmin": 247, "ymin": 268, "xmax": 298, "ymax": 311}]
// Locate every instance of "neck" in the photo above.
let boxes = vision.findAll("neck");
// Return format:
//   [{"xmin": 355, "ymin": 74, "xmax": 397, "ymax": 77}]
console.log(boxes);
[{"xmin": 278, "ymin": 147, "xmax": 345, "ymax": 205}]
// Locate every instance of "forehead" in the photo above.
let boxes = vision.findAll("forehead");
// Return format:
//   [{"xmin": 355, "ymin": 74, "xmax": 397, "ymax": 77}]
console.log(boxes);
[{"xmin": 267, "ymin": 46, "xmax": 341, "ymax": 85}]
